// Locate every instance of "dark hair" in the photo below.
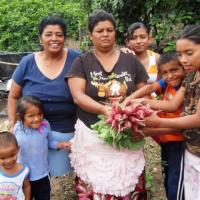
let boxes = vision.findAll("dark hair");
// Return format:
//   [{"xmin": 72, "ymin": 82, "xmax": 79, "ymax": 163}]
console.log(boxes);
[
  {"xmin": 17, "ymin": 96, "xmax": 43, "ymax": 122},
  {"xmin": 178, "ymin": 25, "xmax": 200, "ymax": 44},
  {"xmin": 88, "ymin": 9, "xmax": 116, "ymax": 33},
  {"xmin": 126, "ymin": 22, "xmax": 149, "ymax": 41},
  {"xmin": 39, "ymin": 15, "xmax": 67, "ymax": 38},
  {"xmin": 158, "ymin": 52, "xmax": 181, "ymax": 72},
  {"xmin": 0, "ymin": 131, "xmax": 18, "ymax": 148}
]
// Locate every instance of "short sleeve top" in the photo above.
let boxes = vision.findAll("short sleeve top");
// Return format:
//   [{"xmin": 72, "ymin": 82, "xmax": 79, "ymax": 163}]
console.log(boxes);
[
  {"xmin": 0, "ymin": 166, "xmax": 29, "ymax": 200},
  {"xmin": 66, "ymin": 51, "xmax": 149, "ymax": 127},
  {"xmin": 12, "ymin": 49, "xmax": 81, "ymax": 133},
  {"xmin": 182, "ymin": 71, "xmax": 200, "ymax": 156}
]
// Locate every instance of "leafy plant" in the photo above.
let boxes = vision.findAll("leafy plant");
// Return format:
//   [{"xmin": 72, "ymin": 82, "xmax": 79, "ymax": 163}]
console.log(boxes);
[{"xmin": 0, "ymin": 0, "xmax": 87, "ymax": 52}]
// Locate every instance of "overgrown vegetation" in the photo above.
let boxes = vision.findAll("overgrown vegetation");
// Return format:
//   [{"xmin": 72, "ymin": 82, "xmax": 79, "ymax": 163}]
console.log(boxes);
[
  {"xmin": 0, "ymin": 0, "xmax": 86, "ymax": 52},
  {"xmin": 0, "ymin": 0, "xmax": 199, "ymax": 52},
  {"xmin": 83, "ymin": 0, "xmax": 200, "ymax": 52}
]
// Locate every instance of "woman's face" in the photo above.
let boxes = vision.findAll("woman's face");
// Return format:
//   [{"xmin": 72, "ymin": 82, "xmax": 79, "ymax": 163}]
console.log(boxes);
[
  {"xmin": 90, "ymin": 20, "xmax": 116, "ymax": 51},
  {"xmin": 176, "ymin": 39, "xmax": 200, "ymax": 73},
  {"xmin": 40, "ymin": 25, "xmax": 65, "ymax": 54},
  {"xmin": 127, "ymin": 27, "xmax": 151, "ymax": 54}
]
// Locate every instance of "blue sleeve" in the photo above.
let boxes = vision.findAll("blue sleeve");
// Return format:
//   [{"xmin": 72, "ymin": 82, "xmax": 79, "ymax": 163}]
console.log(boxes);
[
  {"xmin": 12, "ymin": 54, "xmax": 33, "ymax": 86},
  {"xmin": 157, "ymin": 79, "xmax": 167, "ymax": 91}
]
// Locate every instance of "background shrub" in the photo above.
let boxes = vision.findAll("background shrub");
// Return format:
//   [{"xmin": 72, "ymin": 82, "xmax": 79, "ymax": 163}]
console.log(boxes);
[{"xmin": 0, "ymin": 0, "xmax": 86, "ymax": 52}]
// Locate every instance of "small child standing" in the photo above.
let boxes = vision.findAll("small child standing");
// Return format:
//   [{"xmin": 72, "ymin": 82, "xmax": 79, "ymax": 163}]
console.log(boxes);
[
  {"xmin": 0, "ymin": 131, "xmax": 31, "ymax": 200},
  {"xmin": 142, "ymin": 25, "xmax": 200, "ymax": 200},
  {"xmin": 127, "ymin": 52, "xmax": 185, "ymax": 199},
  {"xmin": 13, "ymin": 96, "xmax": 71, "ymax": 200}
]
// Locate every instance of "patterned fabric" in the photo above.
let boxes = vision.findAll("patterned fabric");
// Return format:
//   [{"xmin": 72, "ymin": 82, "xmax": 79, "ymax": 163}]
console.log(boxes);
[
  {"xmin": 76, "ymin": 173, "xmax": 146, "ymax": 200},
  {"xmin": 184, "ymin": 150, "xmax": 200, "ymax": 199},
  {"xmin": 0, "ymin": 166, "xmax": 29, "ymax": 200},
  {"xmin": 70, "ymin": 120, "xmax": 145, "ymax": 197},
  {"xmin": 182, "ymin": 71, "xmax": 200, "ymax": 157}
]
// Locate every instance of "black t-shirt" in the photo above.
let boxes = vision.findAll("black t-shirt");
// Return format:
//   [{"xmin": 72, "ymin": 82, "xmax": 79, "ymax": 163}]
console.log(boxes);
[{"xmin": 66, "ymin": 51, "xmax": 149, "ymax": 127}]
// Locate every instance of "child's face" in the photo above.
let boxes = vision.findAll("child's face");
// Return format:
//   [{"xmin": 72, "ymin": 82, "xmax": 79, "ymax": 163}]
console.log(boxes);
[
  {"xmin": 127, "ymin": 27, "xmax": 151, "ymax": 54},
  {"xmin": 160, "ymin": 60, "xmax": 185, "ymax": 87},
  {"xmin": 0, "ymin": 144, "xmax": 18, "ymax": 170},
  {"xmin": 176, "ymin": 39, "xmax": 200, "ymax": 73},
  {"xmin": 24, "ymin": 104, "xmax": 43, "ymax": 129}
]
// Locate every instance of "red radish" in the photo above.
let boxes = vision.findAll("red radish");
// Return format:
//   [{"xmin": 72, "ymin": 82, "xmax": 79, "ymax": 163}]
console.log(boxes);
[
  {"xmin": 124, "ymin": 106, "xmax": 133, "ymax": 116},
  {"xmin": 122, "ymin": 113, "xmax": 128, "ymax": 120},
  {"xmin": 129, "ymin": 116, "xmax": 138, "ymax": 124},
  {"xmin": 125, "ymin": 120, "xmax": 132, "ymax": 129},
  {"xmin": 105, "ymin": 102, "xmax": 153, "ymax": 133},
  {"xmin": 111, "ymin": 119, "xmax": 118, "ymax": 129},
  {"xmin": 115, "ymin": 105, "xmax": 123, "ymax": 114},
  {"xmin": 114, "ymin": 113, "xmax": 123, "ymax": 121},
  {"xmin": 106, "ymin": 117, "xmax": 113, "ymax": 124}
]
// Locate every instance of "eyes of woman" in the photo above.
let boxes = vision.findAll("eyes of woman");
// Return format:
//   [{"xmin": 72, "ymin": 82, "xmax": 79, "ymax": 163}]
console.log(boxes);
[
  {"xmin": 44, "ymin": 32, "xmax": 64, "ymax": 38},
  {"xmin": 95, "ymin": 28, "xmax": 114, "ymax": 33}
]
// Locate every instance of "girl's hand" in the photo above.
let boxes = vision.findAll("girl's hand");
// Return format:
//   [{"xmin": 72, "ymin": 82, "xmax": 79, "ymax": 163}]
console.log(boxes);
[
  {"xmin": 57, "ymin": 141, "xmax": 72, "ymax": 150},
  {"xmin": 131, "ymin": 131, "xmax": 144, "ymax": 141},
  {"xmin": 144, "ymin": 112, "xmax": 161, "ymax": 128},
  {"xmin": 125, "ymin": 98, "xmax": 149, "ymax": 107},
  {"xmin": 141, "ymin": 127, "xmax": 158, "ymax": 137}
]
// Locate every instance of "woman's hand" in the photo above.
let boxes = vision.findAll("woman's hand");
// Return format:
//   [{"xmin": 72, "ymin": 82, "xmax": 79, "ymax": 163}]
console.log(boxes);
[
  {"xmin": 101, "ymin": 105, "xmax": 112, "ymax": 118},
  {"xmin": 120, "ymin": 47, "xmax": 135, "ymax": 55}
]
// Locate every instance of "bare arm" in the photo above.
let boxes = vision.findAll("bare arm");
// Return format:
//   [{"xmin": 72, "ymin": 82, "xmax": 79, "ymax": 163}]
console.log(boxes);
[
  {"xmin": 145, "ymin": 100, "xmax": 200, "ymax": 129},
  {"xmin": 142, "ymin": 127, "xmax": 182, "ymax": 137},
  {"xmin": 135, "ymin": 81, "xmax": 147, "ymax": 90},
  {"xmin": 149, "ymin": 86, "xmax": 185, "ymax": 112},
  {"xmin": 7, "ymin": 80, "xmax": 22, "ymax": 132},
  {"xmin": 126, "ymin": 82, "xmax": 160, "ymax": 100},
  {"xmin": 68, "ymin": 77, "xmax": 110, "ymax": 116},
  {"xmin": 137, "ymin": 86, "xmax": 185, "ymax": 112},
  {"xmin": 123, "ymin": 81, "xmax": 149, "ymax": 104},
  {"xmin": 23, "ymin": 178, "xmax": 31, "ymax": 200},
  {"xmin": 155, "ymin": 53, "xmax": 160, "ymax": 63}
]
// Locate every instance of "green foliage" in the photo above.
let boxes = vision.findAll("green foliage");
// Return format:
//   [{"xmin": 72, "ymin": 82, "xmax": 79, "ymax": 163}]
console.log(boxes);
[
  {"xmin": 82, "ymin": 0, "xmax": 200, "ymax": 52},
  {"xmin": 0, "ymin": 0, "xmax": 86, "ymax": 52},
  {"xmin": 91, "ymin": 115, "xmax": 145, "ymax": 150}
]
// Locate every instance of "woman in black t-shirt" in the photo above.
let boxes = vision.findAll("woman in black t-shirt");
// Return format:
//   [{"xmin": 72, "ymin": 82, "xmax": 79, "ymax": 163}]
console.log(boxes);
[{"xmin": 66, "ymin": 10, "xmax": 149, "ymax": 200}]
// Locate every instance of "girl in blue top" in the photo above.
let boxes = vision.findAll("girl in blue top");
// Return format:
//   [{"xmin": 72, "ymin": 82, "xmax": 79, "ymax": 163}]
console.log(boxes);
[{"xmin": 13, "ymin": 96, "xmax": 71, "ymax": 200}]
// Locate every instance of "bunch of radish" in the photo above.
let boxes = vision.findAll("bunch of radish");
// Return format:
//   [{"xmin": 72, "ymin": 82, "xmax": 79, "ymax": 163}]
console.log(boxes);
[{"xmin": 106, "ymin": 103, "xmax": 153, "ymax": 133}]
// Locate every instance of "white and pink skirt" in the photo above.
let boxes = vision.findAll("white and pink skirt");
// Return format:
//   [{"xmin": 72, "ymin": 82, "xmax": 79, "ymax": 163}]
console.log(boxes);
[{"xmin": 69, "ymin": 119, "xmax": 145, "ymax": 197}]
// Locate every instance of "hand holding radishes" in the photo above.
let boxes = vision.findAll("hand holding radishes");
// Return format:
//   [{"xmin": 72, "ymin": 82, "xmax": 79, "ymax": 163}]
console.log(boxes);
[
  {"xmin": 144, "ymin": 111, "xmax": 161, "ymax": 128},
  {"xmin": 91, "ymin": 102, "xmax": 153, "ymax": 150}
]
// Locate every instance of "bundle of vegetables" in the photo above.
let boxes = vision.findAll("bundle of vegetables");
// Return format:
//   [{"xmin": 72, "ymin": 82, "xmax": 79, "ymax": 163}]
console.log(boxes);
[{"xmin": 91, "ymin": 102, "xmax": 153, "ymax": 150}]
